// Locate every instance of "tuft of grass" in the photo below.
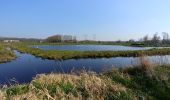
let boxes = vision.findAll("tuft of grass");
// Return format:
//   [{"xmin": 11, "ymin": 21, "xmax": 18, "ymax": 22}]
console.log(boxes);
[
  {"xmin": 0, "ymin": 90, "xmax": 6, "ymax": 100},
  {"xmin": 6, "ymin": 85, "xmax": 29, "ymax": 96},
  {"xmin": 105, "ymin": 63, "xmax": 170, "ymax": 100},
  {"xmin": 138, "ymin": 54, "xmax": 155, "ymax": 77},
  {"xmin": 0, "ymin": 73, "xmax": 136, "ymax": 100}
]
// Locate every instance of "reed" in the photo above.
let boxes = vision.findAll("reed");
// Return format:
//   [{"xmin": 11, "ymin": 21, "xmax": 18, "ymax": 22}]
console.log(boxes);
[{"xmin": 138, "ymin": 54, "xmax": 155, "ymax": 77}]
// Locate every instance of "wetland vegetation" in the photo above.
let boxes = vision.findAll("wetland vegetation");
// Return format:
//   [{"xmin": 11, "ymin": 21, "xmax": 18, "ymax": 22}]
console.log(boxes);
[
  {"xmin": 1, "ymin": 37, "xmax": 170, "ymax": 100},
  {"xmin": 8, "ymin": 42, "xmax": 170, "ymax": 61},
  {"xmin": 1, "ymin": 0, "xmax": 170, "ymax": 99},
  {"xmin": 0, "ymin": 60, "xmax": 170, "ymax": 100},
  {"xmin": 0, "ymin": 44, "xmax": 15, "ymax": 63}
]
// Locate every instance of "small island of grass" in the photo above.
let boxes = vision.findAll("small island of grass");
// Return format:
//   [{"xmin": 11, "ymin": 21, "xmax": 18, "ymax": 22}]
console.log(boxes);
[
  {"xmin": 0, "ymin": 44, "xmax": 15, "ymax": 63},
  {"xmin": 8, "ymin": 42, "xmax": 170, "ymax": 61}
]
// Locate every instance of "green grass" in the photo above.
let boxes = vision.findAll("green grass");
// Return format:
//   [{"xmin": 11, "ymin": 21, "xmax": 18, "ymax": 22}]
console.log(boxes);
[
  {"xmin": 105, "ymin": 65, "xmax": 170, "ymax": 100},
  {"xmin": 30, "ymin": 41, "xmax": 133, "ymax": 46},
  {"xmin": 9, "ymin": 42, "xmax": 170, "ymax": 61},
  {"xmin": 0, "ymin": 43, "xmax": 16, "ymax": 63}
]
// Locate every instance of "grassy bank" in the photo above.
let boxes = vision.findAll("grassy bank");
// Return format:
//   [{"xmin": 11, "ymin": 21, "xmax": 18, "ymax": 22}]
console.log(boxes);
[
  {"xmin": 9, "ymin": 43, "xmax": 170, "ymax": 60},
  {"xmin": 0, "ymin": 44, "xmax": 15, "ymax": 63},
  {"xmin": 0, "ymin": 63, "xmax": 170, "ymax": 99},
  {"xmin": 30, "ymin": 42, "xmax": 132, "ymax": 46},
  {"xmin": 105, "ymin": 64, "xmax": 170, "ymax": 100}
]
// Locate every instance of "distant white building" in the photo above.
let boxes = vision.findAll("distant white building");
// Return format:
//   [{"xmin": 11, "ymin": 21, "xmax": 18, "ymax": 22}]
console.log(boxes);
[{"xmin": 3, "ymin": 40, "xmax": 20, "ymax": 43}]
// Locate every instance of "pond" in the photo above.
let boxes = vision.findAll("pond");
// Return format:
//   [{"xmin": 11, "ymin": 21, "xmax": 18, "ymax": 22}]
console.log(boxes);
[
  {"xmin": 32, "ymin": 45, "xmax": 150, "ymax": 51},
  {"xmin": 0, "ymin": 51, "xmax": 170, "ymax": 85}
]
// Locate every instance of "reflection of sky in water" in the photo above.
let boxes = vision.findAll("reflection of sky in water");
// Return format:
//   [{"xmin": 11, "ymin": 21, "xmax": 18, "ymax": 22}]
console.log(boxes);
[
  {"xmin": 32, "ymin": 45, "xmax": 149, "ymax": 51},
  {"xmin": 0, "ymin": 51, "xmax": 170, "ymax": 84},
  {"xmin": 142, "ymin": 56, "xmax": 170, "ymax": 65}
]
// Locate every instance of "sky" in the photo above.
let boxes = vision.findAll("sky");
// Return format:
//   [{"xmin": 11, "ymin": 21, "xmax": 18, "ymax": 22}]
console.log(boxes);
[{"xmin": 0, "ymin": 0, "xmax": 170, "ymax": 41}]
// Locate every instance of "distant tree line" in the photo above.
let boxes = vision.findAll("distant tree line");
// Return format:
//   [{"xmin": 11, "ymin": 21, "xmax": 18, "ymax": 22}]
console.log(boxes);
[
  {"xmin": 46, "ymin": 35, "xmax": 77, "ymax": 43},
  {"xmin": 139, "ymin": 32, "xmax": 170, "ymax": 46},
  {"xmin": 46, "ymin": 35, "xmax": 62, "ymax": 43}
]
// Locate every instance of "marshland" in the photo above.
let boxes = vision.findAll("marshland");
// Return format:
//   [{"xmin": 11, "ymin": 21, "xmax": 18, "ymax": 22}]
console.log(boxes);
[
  {"xmin": 1, "ymin": 0, "xmax": 170, "ymax": 100},
  {"xmin": 0, "ymin": 44, "xmax": 15, "ymax": 63},
  {"xmin": 0, "ymin": 37, "xmax": 170, "ymax": 99}
]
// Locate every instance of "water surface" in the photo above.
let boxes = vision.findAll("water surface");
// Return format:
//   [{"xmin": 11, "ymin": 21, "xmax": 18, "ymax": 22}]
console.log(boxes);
[
  {"xmin": 0, "ymin": 51, "xmax": 170, "ymax": 85},
  {"xmin": 32, "ymin": 45, "xmax": 149, "ymax": 51}
]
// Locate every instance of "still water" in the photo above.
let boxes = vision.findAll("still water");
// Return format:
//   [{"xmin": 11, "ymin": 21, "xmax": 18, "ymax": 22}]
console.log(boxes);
[
  {"xmin": 0, "ymin": 50, "xmax": 169, "ymax": 85},
  {"xmin": 32, "ymin": 45, "xmax": 149, "ymax": 51}
]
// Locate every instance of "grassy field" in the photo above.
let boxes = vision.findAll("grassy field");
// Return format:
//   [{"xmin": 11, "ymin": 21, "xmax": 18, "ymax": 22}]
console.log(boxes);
[
  {"xmin": 0, "ymin": 44, "xmax": 15, "ymax": 63},
  {"xmin": 0, "ymin": 59, "xmax": 170, "ymax": 100},
  {"xmin": 9, "ymin": 42, "xmax": 170, "ymax": 61}
]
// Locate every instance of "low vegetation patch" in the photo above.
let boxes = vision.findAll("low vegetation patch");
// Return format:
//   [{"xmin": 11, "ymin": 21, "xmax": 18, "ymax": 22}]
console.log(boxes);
[
  {"xmin": 9, "ymin": 43, "xmax": 170, "ymax": 60},
  {"xmin": 105, "ymin": 60, "xmax": 170, "ymax": 100},
  {"xmin": 0, "ymin": 44, "xmax": 15, "ymax": 63}
]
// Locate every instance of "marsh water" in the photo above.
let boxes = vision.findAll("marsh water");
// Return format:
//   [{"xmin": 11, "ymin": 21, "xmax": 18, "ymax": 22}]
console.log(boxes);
[
  {"xmin": 0, "ymin": 45, "xmax": 169, "ymax": 84},
  {"xmin": 32, "ymin": 45, "xmax": 150, "ymax": 51}
]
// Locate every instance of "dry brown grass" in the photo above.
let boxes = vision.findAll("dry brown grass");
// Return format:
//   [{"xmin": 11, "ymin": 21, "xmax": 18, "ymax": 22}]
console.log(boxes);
[
  {"xmin": 2, "ymin": 73, "xmax": 133, "ymax": 100},
  {"xmin": 10, "ymin": 92, "xmax": 38, "ymax": 100},
  {"xmin": 31, "ymin": 73, "xmax": 127, "ymax": 100},
  {"xmin": 138, "ymin": 54, "xmax": 155, "ymax": 77},
  {"xmin": 0, "ymin": 90, "xmax": 6, "ymax": 100}
]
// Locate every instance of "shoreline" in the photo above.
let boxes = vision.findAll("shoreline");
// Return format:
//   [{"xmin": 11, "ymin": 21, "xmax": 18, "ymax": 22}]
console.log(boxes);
[
  {"xmin": 10, "ymin": 43, "xmax": 170, "ymax": 61},
  {"xmin": 0, "ymin": 64, "xmax": 169, "ymax": 99}
]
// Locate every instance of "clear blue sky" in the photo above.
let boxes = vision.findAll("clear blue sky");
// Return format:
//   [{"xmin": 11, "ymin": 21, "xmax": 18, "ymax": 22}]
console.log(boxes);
[{"xmin": 0, "ymin": 0, "xmax": 170, "ymax": 41}]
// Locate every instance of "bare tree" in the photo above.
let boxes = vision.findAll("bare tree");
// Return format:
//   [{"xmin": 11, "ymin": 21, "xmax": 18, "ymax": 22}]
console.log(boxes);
[
  {"xmin": 162, "ymin": 32, "xmax": 169, "ymax": 40},
  {"xmin": 162, "ymin": 32, "xmax": 170, "ymax": 44},
  {"xmin": 143, "ymin": 35, "xmax": 149, "ymax": 42},
  {"xmin": 152, "ymin": 33, "xmax": 161, "ymax": 45}
]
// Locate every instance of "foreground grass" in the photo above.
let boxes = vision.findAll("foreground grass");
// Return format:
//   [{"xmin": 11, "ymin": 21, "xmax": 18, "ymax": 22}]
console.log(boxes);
[
  {"xmin": 1, "ymin": 73, "xmax": 135, "ymax": 100},
  {"xmin": 0, "ymin": 44, "xmax": 15, "ymax": 63},
  {"xmin": 9, "ymin": 42, "xmax": 170, "ymax": 60},
  {"xmin": 1, "ymin": 64, "xmax": 170, "ymax": 100},
  {"xmin": 105, "ymin": 66, "xmax": 170, "ymax": 100}
]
